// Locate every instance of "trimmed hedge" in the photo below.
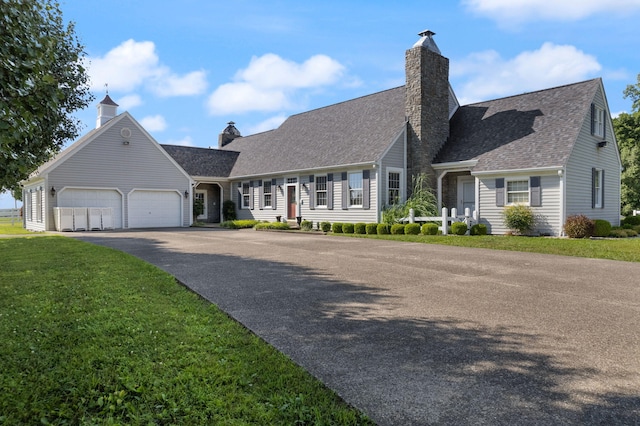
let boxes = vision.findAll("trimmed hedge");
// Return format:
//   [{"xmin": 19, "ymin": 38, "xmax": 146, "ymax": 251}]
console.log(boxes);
[
  {"xmin": 470, "ymin": 223, "xmax": 487, "ymax": 236},
  {"xmin": 451, "ymin": 221, "xmax": 468, "ymax": 235},
  {"xmin": 592, "ymin": 219, "xmax": 611, "ymax": 237},
  {"xmin": 405, "ymin": 223, "xmax": 421, "ymax": 235},
  {"xmin": 622, "ymin": 215, "xmax": 640, "ymax": 226},
  {"xmin": 376, "ymin": 223, "xmax": 390, "ymax": 235},
  {"xmin": 390, "ymin": 224, "xmax": 405, "ymax": 235},
  {"xmin": 332, "ymin": 222, "xmax": 343, "ymax": 233},
  {"xmin": 221, "ymin": 220, "xmax": 259, "ymax": 229},
  {"xmin": 320, "ymin": 222, "xmax": 331, "ymax": 232},
  {"xmin": 254, "ymin": 221, "xmax": 290, "ymax": 230},
  {"xmin": 421, "ymin": 223, "xmax": 438, "ymax": 235},
  {"xmin": 342, "ymin": 223, "xmax": 355, "ymax": 234},
  {"xmin": 365, "ymin": 223, "xmax": 378, "ymax": 235},
  {"xmin": 354, "ymin": 223, "xmax": 367, "ymax": 234},
  {"xmin": 300, "ymin": 220, "xmax": 313, "ymax": 231}
]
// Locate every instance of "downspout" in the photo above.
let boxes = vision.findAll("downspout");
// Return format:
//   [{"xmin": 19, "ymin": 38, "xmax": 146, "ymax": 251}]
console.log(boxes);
[{"xmin": 558, "ymin": 169, "xmax": 565, "ymax": 236}]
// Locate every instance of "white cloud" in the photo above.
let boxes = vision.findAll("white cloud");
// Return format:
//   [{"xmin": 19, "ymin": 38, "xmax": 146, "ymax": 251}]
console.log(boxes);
[
  {"xmin": 163, "ymin": 136, "xmax": 194, "ymax": 147},
  {"xmin": 452, "ymin": 42, "xmax": 601, "ymax": 104},
  {"xmin": 207, "ymin": 53, "xmax": 345, "ymax": 115},
  {"xmin": 139, "ymin": 115, "xmax": 167, "ymax": 132},
  {"xmin": 463, "ymin": 0, "xmax": 640, "ymax": 25},
  {"xmin": 247, "ymin": 115, "xmax": 288, "ymax": 135},
  {"xmin": 88, "ymin": 39, "xmax": 207, "ymax": 97},
  {"xmin": 117, "ymin": 94, "xmax": 143, "ymax": 110}
]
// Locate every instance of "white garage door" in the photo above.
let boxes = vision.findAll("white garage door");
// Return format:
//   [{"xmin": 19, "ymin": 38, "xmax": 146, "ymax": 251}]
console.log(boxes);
[
  {"xmin": 128, "ymin": 190, "xmax": 182, "ymax": 228},
  {"xmin": 58, "ymin": 188, "xmax": 123, "ymax": 228}
]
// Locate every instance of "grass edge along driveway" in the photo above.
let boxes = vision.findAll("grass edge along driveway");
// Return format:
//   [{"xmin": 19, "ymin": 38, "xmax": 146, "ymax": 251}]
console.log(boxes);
[{"xmin": 0, "ymin": 236, "xmax": 373, "ymax": 425}]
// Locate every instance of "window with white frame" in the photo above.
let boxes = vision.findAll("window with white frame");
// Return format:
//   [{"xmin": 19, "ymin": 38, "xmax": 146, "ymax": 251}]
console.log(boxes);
[
  {"xmin": 387, "ymin": 169, "xmax": 402, "ymax": 205},
  {"xmin": 36, "ymin": 188, "xmax": 42, "ymax": 222},
  {"xmin": 507, "ymin": 179, "xmax": 529, "ymax": 204},
  {"xmin": 593, "ymin": 169, "xmax": 603, "ymax": 208},
  {"xmin": 315, "ymin": 175, "xmax": 327, "ymax": 207},
  {"xmin": 241, "ymin": 182, "xmax": 250, "ymax": 209},
  {"xmin": 263, "ymin": 180, "xmax": 272, "ymax": 208},
  {"xmin": 348, "ymin": 172, "xmax": 363, "ymax": 207},
  {"xmin": 593, "ymin": 106, "xmax": 605, "ymax": 137}
]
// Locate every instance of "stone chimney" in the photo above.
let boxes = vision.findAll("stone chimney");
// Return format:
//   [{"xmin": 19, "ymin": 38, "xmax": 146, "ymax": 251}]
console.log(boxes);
[
  {"xmin": 218, "ymin": 121, "xmax": 242, "ymax": 148},
  {"xmin": 96, "ymin": 94, "xmax": 118, "ymax": 128},
  {"xmin": 405, "ymin": 30, "xmax": 450, "ymax": 194}
]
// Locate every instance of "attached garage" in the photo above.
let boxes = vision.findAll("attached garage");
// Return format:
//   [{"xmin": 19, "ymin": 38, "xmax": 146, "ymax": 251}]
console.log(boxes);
[
  {"xmin": 128, "ymin": 190, "xmax": 182, "ymax": 228},
  {"xmin": 58, "ymin": 188, "xmax": 123, "ymax": 228}
]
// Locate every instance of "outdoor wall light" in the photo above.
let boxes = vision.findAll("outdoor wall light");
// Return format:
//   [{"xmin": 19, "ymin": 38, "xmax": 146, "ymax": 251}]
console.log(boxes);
[
  {"xmin": 597, "ymin": 140, "xmax": 607, "ymax": 148},
  {"xmin": 184, "ymin": 189, "xmax": 189, "ymax": 198},
  {"xmin": 277, "ymin": 185, "xmax": 282, "ymax": 191},
  {"xmin": 50, "ymin": 186, "xmax": 56, "ymax": 197},
  {"xmin": 302, "ymin": 183, "xmax": 308, "ymax": 190}
]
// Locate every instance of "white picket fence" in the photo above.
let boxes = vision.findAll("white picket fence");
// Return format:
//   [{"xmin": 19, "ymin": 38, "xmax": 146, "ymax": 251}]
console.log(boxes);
[
  {"xmin": 401, "ymin": 207, "xmax": 477, "ymax": 235},
  {"xmin": 0, "ymin": 208, "xmax": 20, "ymax": 218}
]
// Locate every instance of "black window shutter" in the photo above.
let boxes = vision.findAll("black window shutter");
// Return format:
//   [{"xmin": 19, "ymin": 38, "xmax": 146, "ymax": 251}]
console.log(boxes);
[
  {"xmin": 309, "ymin": 175, "xmax": 315, "ymax": 210},
  {"xmin": 327, "ymin": 174, "xmax": 334, "ymax": 210},
  {"xmin": 363, "ymin": 170, "xmax": 370, "ymax": 210},
  {"xmin": 496, "ymin": 178, "xmax": 505, "ymax": 207},
  {"xmin": 590, "ymin": 103, "xmax": 595, "ymax": 135},
  {"xmin": 530, "ymin": 176, "xmax": 541, "ymax": 207},
  {"xmin": 249, "ymin": 181, "xmax": 254, "ymax": 210},
  {"xmin": 601, "ymin": 169, "xmax": 605, "ymax": 208},
  {"xmin": 237, "ymin": 182, "xmax": 242, "ymax": 207},
  {"xmin": 592, "ymin": 168, "xmax": 596, "ymax": 208},
  {"xmin": 341, "ymin": 172, "xmax": 348, "ymax": 210},
  {"xmin": 603, "ymin": 115, "xmax": 607, "ymax": 139},
  {"xmin": 272, "ymin": 178, "xmax": 277, "ymax": 210}
]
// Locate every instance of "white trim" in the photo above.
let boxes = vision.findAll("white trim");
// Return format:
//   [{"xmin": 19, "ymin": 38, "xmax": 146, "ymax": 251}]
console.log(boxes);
[
  {"xmin": 472, "ymin": 166, "xmax": 562, "ymax": 176},
  {"xmin": 386, "ymin": 167, "xmax": 404, "ymax": 206},
  {"xmin": 314, "ymin": 174, "xmax": 329, "ymax": 208},
  {"xmin": 230, "ymin": 161, "xmax": 377, "ymax": 180},
  {"xmin": 431, "ymin": 160, "xmax": 478, "ymax": 170},
  {"xmin": 457, "ymin": 175, "xmax": 476, "ymax": 213},
  {"xmin": 195, "ymin": 189, "xmax": 207, "ymax": 220},
  {"xmin": 127, "ymin": 188, "xmax": 184, "ymax": 228},
  {"xmin": 505, "ymin": 178, "xmax": 530, "ymax": 205}
]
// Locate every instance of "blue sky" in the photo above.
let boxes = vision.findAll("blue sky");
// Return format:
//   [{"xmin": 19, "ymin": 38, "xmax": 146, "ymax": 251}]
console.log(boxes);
[{"xmin": 2, "ymin": 0, "xmax": 640, "ymax": 208}]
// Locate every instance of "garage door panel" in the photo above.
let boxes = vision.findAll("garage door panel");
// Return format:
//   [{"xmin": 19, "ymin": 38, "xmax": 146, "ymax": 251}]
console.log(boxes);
[
  {"xmin": 128, "ymin": 190, "xmax": 181, "ymax": 228},
  {"xmin": 58, "ymin": 189, "xmax": 122, "ymax": 228}
]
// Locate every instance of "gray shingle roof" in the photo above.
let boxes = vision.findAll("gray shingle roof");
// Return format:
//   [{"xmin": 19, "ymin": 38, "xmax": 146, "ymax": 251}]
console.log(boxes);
[
  {"xmin": 161, "ymin": 145, "xmax": 239, "ymax": 177},
  {"xmin": 435, "ymin": 79, "xmax": 600, "ymax": 172},
  {"xmin": 222, "ymin": 87, "xmax": 406, "ymax": 177}
]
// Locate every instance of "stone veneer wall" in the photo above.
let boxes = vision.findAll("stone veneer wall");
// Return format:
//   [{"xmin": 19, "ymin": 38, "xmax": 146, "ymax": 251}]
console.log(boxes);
[{"xmin": 405, "ymin": 47, "xmax": 450, "ymax": 196}]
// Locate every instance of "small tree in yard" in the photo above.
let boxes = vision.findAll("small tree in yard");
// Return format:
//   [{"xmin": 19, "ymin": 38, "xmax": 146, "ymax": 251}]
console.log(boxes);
[{"xmin": 502, "ymin": 204, "xmax": 535, "ymax": 235}]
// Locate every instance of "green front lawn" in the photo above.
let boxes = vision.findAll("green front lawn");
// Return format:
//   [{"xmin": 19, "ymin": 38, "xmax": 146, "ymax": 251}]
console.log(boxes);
[
  {"xmin": 0, "ymin": 236, "xmax": 372, "ymax": 425},
  {"xmin": 0, "ymin": 217, "xmax": 29, "ymax": 235}
]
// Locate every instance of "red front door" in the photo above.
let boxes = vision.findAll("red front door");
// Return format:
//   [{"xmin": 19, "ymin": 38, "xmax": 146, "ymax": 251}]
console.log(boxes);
[{"xmin": 287, "ymin": 186, "xmax": 296, "ymax": 218}]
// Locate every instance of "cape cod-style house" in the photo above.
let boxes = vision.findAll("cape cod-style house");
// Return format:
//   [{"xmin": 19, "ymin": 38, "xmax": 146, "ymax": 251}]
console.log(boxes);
[{"xmin": 22, "ymin": 31, "xmax": 621, "ymax": 235}]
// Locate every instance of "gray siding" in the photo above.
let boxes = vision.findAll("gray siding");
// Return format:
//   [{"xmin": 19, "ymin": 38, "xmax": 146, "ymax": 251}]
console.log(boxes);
[
  {"xmin": 379, "ymin": 130, "xmax": 406, "ymax": 207},
  {"xmin": 565, "ymin": 88, "xmax": 621, "ymax": 226},
  {"xmin": 479, "ymin": 173, "xmax": 562, "ymax": 236},
  {"xmin": 45, "ymin": 115, "xmax": 191, "ymax": 230}
]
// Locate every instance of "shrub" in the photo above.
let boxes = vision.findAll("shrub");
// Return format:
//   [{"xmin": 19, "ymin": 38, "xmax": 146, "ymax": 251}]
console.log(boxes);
[
  {"xmin": 390, "ymin": 224, "xmax": 405, "ymax": 235},
  {"xmin": 502, "ymin": 204, "xmax": 535, "ymax": 235},
  {"xmin": 421, "ymin": 223, "xmax": 439, "ymax": 235},
  {"xmin": 470, "ymin": 223, "xmax": 487, "ymax": 236},
  {"xmin": 365, "ymin": 223, "xmax": 378, "ymax": 235},
  {"xmin": 376, "ymin": 223, "xmax": 390, "ymax": 235},
  {"xmin": 222, "ymin": 200, "xmax": 237, "ymax": 221},
  {"xmin": 220, "ymin": 220, "xmax": 259, "ymax": 229},
  {"xmin": 320, "ymin": 222, "xmax": 331, "ymax": 232},
  {"xmin": 254, "ymin": 221, "xmax": 290, "ymax": 230},
  {"xmin": 609, "ymin": 228, "xmax": 637, "ymax": 238},
  {"xmin": 405, "ymin": 223, "xmax": 421, "ymax": 235},
  {"xmin": 592, "ymin": 219, "xmax": 611, "ymax": 237},
  {"xmin": 354, "ymin": 223, "xmax": 366, "ymax": 234},
  {"xmin": 300, "ymin": 220, "xmax": 313, "ymax": 231},
  {"xmin": 332, "ymin": 222, "xmax": 343, "ymax": 233},
  {"xmin": 451, "ymin": 221, "xmax": 468, "ymax": 235},
  {"xmin": 564, "ymin": 215, "xmax": 594, "ymax": 238},
  {"xmin": 622, "ymin": 215, "xmax": 640, "ymax": 226},
  {"xmin": 342, "ymin": 223, "xmax": 355, "ymax": 234}
]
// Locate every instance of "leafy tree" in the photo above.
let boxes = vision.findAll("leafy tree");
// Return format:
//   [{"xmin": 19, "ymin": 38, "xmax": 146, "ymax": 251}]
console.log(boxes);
[
  {"xmin": 614, "ymin": 73, "xmax": 640, "ymax": 216},
  {"xmin": 0, "ymin": 0, "xmax": 93, "ymax": 193}
]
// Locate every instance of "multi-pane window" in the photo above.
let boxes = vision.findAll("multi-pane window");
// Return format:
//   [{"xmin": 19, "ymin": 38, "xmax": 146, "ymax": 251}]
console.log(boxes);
[
  {"xmin": 315, "ymin": 176, "xmax": 327, "ymax": 207},
  {"xmin": 36, "ymin": 188, "xmax": 42, "ymax": 222},
  {"xmin": 507, "ymin": 180, "xmax": 529, "ymax": 204},
  {"xmin": 388, "ymin": 171, "xmax": 401, "ymax": 205},
  {"xmin": 241, "ymin": 182, "xmax": 250, "ymax": 209},
  {"xmin": 263, "ymin": 180, "xmax": 272, "ymax": 208},
  {"xmin": 348, "ymin": 172, "xmax": 363, "ymax": 207},
  {"xmin": 593, "ymin": 106, "xmax": 605, "ymax": 137},
  {"xmin": 593, "ymin": 169, "xmax": 603, "ymax": 208}
]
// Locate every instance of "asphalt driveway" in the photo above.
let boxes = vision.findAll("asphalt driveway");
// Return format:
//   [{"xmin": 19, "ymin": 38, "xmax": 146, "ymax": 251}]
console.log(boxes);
[{"xmin": 72, "ymin": 228, "xmax": 640, "ymax": 425}]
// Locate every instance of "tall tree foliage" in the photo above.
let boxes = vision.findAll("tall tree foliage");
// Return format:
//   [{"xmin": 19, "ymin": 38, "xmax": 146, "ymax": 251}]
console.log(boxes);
[
  {"xmin": 614, "ymin": 73, "xmax": 640, "ymax": 216},
  {"xmin": 0, "ymin": 0, "xmax": 93, "ymax": 194}
]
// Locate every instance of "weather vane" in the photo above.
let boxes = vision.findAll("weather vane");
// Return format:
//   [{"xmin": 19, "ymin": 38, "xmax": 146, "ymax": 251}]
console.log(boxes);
[{"xmin": 104, "ymin": 83, "xmax": 109, "ymax": 95}]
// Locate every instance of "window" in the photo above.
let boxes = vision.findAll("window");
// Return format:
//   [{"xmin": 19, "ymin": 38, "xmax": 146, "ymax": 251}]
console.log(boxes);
[
  {"xmin": 592, "ymin": 105, "xmax": 605, "ymax": 138},
  {"xmin": 507, "ymin": 180, "xmax": 529, "ymax": 204},
  {"xmin": 263, "ymin": 180, "xmax": 272, "ymax": 208},
  {"xmin": 593, "ymin": 168, "xmax": 603, "ymax": 208},
  {"xmin": 387, "ymin": 170, "xmax": 402, "ymax": 205},
  {"xmin": 241, "ymin": 182, "xmax": 250, "ymax": 209},
  {"xmin": 348, "ymin": 172, "xmax": 363, "ymax": 207},
  {"xmin": 36, "ymin": 188, "xmax": 42, "ymax": 222},
  {"xmin": 315, "ymin": 176, "xmax": 327, "ymax": 207}
]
